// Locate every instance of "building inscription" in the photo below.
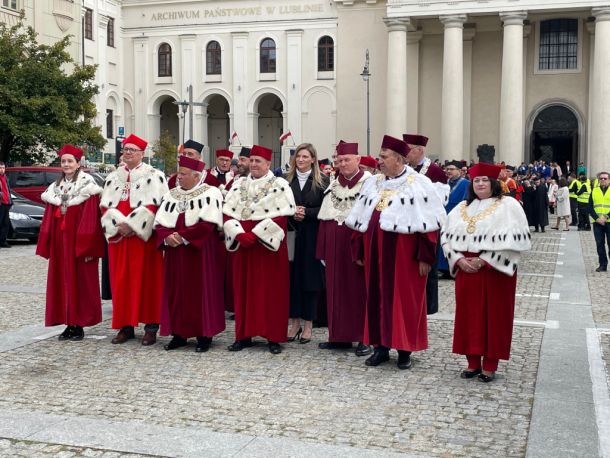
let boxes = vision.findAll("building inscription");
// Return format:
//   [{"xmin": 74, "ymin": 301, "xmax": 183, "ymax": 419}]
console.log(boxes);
[{"xmin": 150, "ymin": 4, "xmax": 325, "ymax": 22}]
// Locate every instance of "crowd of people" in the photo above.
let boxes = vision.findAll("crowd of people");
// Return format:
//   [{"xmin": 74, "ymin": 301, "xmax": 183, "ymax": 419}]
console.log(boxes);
[{"xmin": 18, "ymin": 132, "xmax": 547, "ymax": 384}]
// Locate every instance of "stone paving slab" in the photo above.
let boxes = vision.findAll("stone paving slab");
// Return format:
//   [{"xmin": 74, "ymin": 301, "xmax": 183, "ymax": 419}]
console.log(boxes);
[
  {"xmin": 580, "ymin": 232, "xmax": 610, "ymax": 326},
  {"xmin": 0, "ymin": 438, "xmax": 152, "ymax": 457}
]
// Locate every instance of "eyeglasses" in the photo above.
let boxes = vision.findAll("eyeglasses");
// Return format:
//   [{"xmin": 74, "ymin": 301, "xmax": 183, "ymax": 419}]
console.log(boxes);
[
  {"xmin": 121, "ymin": 147, "xmax": 142, "ymax": 154},
  {"xmin": 600, "ymin": 177, "xmax": 609, "ymax": 180}
]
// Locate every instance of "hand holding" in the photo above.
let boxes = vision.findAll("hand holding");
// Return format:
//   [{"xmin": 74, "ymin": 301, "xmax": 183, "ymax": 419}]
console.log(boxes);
[{"xmin": 419, "ymin": 262, "xmax": 431, "ymax": 276}]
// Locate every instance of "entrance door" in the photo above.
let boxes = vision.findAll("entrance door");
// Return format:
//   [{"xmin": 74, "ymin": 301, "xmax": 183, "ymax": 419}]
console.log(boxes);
[{"xmin": 530, "ymin": 105, "xmax": 578, "ymax": 171}]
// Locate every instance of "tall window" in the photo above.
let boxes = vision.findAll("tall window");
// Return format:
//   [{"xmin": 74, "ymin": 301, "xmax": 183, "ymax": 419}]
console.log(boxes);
[
  {"xmin": 2, "ymin": 0, "xmax": 17, "ymax": 10},
  {"xmin": 206, "ymin": 41, "xmax": 221, "ymax": 75},
  {"xmin": 539, "ymin": 19, "xmax": 578, "ymax": 70},
  {"xmin": 158, "ymin": 43, "xmax": 172, "ymax": 77},
  {"xmin": 106, "ymin": 109, "xmax": 114, "ymax": 139},
  {"xmin": 84, "ymin": 8, "xmax": 93, "ymax": 40},
  {"xmin": 107, "ymin": 17, "xmax": 114, "ymax": 47},
  {"xmin": 260, "ymin": 38, "xmax": 276, "ymax": 73},
  {"xmin": 318, "ymin": 36, "xmax": 334, "ymax": 71}
]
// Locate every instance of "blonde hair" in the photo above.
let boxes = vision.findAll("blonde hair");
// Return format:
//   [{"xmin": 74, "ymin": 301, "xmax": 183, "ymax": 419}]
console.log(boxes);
[{"xmin": 286, "ymin": 143, "xmax": 325, "ymax": 191}]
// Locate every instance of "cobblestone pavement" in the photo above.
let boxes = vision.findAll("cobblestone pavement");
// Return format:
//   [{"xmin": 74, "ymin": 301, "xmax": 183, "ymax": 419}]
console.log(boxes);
[
  {"xmin": 580, "ymin": 231, "xmax": 610, "ymax": 326},
  {"xmin": 0, "ymin": 231, "xmax": 579, "ymax": 457},
  {"xmin": 0, "ymin": 438, "xmax": 152, "ymax": 458}
]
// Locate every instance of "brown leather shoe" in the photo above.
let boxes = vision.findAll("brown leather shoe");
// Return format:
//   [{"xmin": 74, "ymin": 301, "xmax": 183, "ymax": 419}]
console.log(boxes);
[
  {"xmin": 141, "ymin": 330, "xmax": 157, "ymax": 346},
  {"xmin": 111, "ymin": 327, "xmax": 135, "ymax": 344}
]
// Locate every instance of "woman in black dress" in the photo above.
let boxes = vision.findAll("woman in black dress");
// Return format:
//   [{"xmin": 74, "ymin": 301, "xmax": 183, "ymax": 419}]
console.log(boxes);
[{"xmin": 285, "ymin": 143, "xmax": 330, "ymax": 343}]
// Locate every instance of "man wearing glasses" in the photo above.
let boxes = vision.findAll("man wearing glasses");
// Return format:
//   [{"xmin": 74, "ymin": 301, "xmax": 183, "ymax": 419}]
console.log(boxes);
[
  {"xmin": 589, "ymin": 172, "xmax": 610, "ymax": 272},
  {"xmin": 209, "ymin": 149, "xmax": 235, "ymax": 194},
  {"xmin": 100, "ymin": 134, "xmax": 169, "ymax": 345}
]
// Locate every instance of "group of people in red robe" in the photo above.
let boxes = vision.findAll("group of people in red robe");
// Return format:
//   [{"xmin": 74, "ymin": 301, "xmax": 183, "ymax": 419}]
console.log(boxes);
[{"xmin": 36, "ymin": 131, "xmax": 531, "ymax": 381}]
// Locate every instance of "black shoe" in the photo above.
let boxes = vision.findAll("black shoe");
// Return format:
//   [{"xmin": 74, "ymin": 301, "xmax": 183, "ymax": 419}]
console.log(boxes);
[
  {"xmin": 596, "ymin": 266, "xmax": 607, "ymax": 272},
  {"xmin": 58, "ymin": 326, "xmax": 75, "ymax": 341},
  {"xmin": 195, "ymin": 336, "xmax": 212, "ymax": 353},
  {"xmin": 541, "ymin": 229, "xmax": 545, "ymax": 233},
  {"xmin": 397, "ymin": 351, "xmax": 412, "ymax": 370},
  {"xmin": 460, "ymin": 368, "xmax": 482, "ymax": 379},
  {"xmin": 70, "ymin": 326, "xmax": 84, "ymax": 341},
  {"xmin": 164, "ymin": 335, "xmax": 188, "ymax": 351},
  {"xmin": 227, "ymin": 338, "xmax": 254, "ymax": 352},
  {"xmin": 228, "ymin": 314, "xmax": 235, "ymax": 321},
  {"xmin": 287, "ymin": 327, "xmax": 302, "ymax": 342},
  {"xmin": 534, "ymin": 229, "xmax": 539, "ymax": 232},
  {"xmin": 365, "ymin": 349, "xmax": 390, "ymax": 367},
  {"xmin": 268, "ymin": 341, "xmax": 282, "ymax": 354},
  {"xmin": 318, "ymin": 341, "xmax": 352, "ymax": 350},
  {"xmin": 0, "ymin": 242, "xmax": 11, "ymax": 248},
  {"xmin": 355, "ymin": 342, "xmax": 372, "ymax": 356},
  {"xmin": 478, "ymin": 372, "xmax": 495, "ymax": 383}
]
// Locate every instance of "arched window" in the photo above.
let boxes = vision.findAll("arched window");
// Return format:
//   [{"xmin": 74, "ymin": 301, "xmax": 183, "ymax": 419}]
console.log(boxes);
[
  {"xmin": 206, "ymin": 41, "xmax": 222, "ymax": 75},
  {"xmin": 318, "ymin": 36, "xmax": 334, "ymax": 72},
  {"xmin": 260, "ymin": 38, "xmax": 276, "ymax": 73},
  {"xmin": 539, "ymin": 19, "xmax": 578, "ymax": 70},
  {"xmin": 158, "ymin": 43, "xmax": 172, "ymax": 77}
]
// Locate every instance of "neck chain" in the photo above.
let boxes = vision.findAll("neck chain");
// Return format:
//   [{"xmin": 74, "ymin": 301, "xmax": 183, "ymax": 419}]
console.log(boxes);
[
  {"xmin": 239, "ymin": 175, "xmax": 276, "ymax": 219},
  {"xmin": 459, "ymin": 199, "xmax": 502, "ymax": 234}
]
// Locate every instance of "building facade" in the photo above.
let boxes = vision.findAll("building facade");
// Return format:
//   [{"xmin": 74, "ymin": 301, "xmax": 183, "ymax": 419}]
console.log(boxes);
[{"xmin": 8, "ymin": 0, "xmax": 609, "ymax": 173}]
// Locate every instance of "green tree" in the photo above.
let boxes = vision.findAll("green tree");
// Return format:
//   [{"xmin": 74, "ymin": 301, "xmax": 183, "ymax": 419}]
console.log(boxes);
[
  {"xmin": 152, "ymin": 130, "xmax": 177, "ymax": 174},
  {"xmin": 0, "ymin": 18, "xmax": 105, "ymax": 164}
]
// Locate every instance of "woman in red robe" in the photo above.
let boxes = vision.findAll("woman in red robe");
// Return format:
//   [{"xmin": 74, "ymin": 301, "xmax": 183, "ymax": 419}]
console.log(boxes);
[
  {"xmin": 36, "ymin": 145, "xmax": 105, "ymax": 341},
  {"xmin": 441, "ymin": 163, "xmax": 531, "ymax": 382}
]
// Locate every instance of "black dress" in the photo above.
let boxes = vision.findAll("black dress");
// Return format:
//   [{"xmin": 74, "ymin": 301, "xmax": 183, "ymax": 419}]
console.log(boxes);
[{"xmin": 287, "ymin": 173, "xmax": 329, "ymax": 321}]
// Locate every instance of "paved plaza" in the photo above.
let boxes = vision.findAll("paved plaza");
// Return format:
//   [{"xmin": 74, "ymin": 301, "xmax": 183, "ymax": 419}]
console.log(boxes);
[{"xmin": 0, "ymin": 229, "xmax": 608, "ymax": 457}]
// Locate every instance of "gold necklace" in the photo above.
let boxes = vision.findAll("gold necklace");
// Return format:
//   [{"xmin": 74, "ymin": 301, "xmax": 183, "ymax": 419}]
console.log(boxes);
[{"xmin": 459, "ymin": 199, "xmax": 502, "ymax": 234}]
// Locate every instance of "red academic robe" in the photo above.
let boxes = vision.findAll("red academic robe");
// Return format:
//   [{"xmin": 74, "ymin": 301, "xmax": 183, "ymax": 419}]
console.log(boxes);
[
  {"xmin": 230, "ymin": 217, "xmax": 290, "ymax": 343},
  {"xmin": 168, "ymin": 172, "xmax": 220, "ymax": 189},
  {"xmin": 453, "ymin": 253, "xmax": 517, "ymax": 360},
  {"xmin": 107, "ymin": 199, "xmax": 163, "ymax": 328},
  {"xmin": 316, "ymin": 220, "xmax": 366, "ymax": 342},
  {"xmin": 157, "ymin": 214, "xmax": 226, "ymax": 338},
  {"xmin": 357, "ymin": 210, "xmax": 437, "ymax": 351},
  {"xmin": 36, "ymin": 196, "xmax": 105, "ymax": 327}
]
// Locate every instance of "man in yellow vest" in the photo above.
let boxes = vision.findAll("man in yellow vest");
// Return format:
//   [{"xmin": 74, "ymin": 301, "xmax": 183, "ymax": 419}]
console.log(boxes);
[
  {"xmin": 589, "ymin": 171, "xmax": 610, "ymax": 272},
  {"xmin": 576, "ymin": 173, "xmax": 591, "ymax": 231},
  {"xmin": 568, "ymin": 174, "xmax": 579, "ymax": 226}
]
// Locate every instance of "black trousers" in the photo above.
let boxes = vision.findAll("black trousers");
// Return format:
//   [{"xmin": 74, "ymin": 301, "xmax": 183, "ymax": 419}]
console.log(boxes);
[
  {"xmin": 290, "ymin": 291, "xmax": 319, "ymax": 321},
  {"xmin": 593, "ymin": 223, "xmax": 610, "ymax": 268},
  {"xmin": 426, "ymin": 263, "xmax": 439, "ymax": 315},
  {"xmin": 577, "ymin": 203, "xmax": 590, "ymax": 229},
  {"xmin": 0, "ymin": 204, "xmax": 10, "ymax": 244},
  {"xmin": 570, "ymin": 198, "xmax": 578, "ymax": 225}
]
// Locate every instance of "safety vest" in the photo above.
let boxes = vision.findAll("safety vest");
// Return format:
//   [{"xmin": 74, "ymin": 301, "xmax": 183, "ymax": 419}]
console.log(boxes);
[
  {"xmin": 577, "ymin": 180, "xmax": 591, "ymax": 204},
  {"xmin": 568, "ymin": 180, "xmax": 580, "ymax": 199},
  {"xmin": 593, "ymin": 178, "xmax": 600, "ymax": 189},
  {"xmin": 591, "ymin": 187, "xmax": 610, "ymax": 221}
]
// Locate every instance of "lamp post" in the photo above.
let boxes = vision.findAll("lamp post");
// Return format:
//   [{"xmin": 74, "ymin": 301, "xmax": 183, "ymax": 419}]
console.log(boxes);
[{"xmin": 360, "ymin": 49, "xmax": 371, "ymax": 156}]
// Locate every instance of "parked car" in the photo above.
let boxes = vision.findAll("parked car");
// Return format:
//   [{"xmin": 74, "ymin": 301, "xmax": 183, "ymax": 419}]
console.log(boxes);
[
  {"xmin": 5, "ymin": 166, "xmax": 105, "ymax": 205},
  {"xmin": 8, "ymin": 192, "xmax": 45, "ymax": 242}
]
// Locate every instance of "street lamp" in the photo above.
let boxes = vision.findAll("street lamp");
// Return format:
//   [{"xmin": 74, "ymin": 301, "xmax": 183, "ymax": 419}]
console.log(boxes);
[
  {"xmin": 360, "ymin": 49, "xmax": 371, "ymax": 156},
  {"xmin": 174, "ymin": 100, "xmax": 189, "ymax": 146}
]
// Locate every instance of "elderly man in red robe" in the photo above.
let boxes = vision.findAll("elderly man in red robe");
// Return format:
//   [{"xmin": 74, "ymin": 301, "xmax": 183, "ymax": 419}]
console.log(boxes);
[
  {"xmin": 155, "ymin": 156, "xmax": 225, "ymax": 353},
  {"xmin": 100, "ymin": 134, "xmax": 169, "ymax": 346},
  {"xmin": 167, "ymin": 140, "xmax": 220, "ymax": 189},
  {"xmin": 210, "ymin": 149, "xmax": 235, "ymax": 193},
  {"xmin": 316, "ymin": 141, "xmax": 372, "ymax": 356},
  {"xmin": 223, "ymin": 145, "xmax": 295, "ymax": 354},
  {"xmin": 346, "ymin": 135, "xmax": 448, "ymax": 370},
  {"xmin": 403, "ymin": 133, "xmax": 447, "ymax": 316}
]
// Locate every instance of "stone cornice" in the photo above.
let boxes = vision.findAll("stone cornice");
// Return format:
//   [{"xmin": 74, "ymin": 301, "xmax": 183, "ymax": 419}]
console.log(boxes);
[
  {"xmin": 500, "ymin": 11, "xmax": 527, "ymax": 26},
  {"xmin": 384, "ymin": 17, "xmax": 411, "ymax": 32},
  {"xmin": 592, "ymin": 7, "xmax": 610, "ymax": 21},
  {"xmin": 440, "ymin": 14, "xmax": 467, "ymax": 28}
]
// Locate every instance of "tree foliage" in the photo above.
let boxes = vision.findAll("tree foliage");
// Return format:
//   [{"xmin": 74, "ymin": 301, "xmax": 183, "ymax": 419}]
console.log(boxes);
[
  {"xmin": 0, "ymin": 17, "xmax": 105, "ymax": 164},
  {"xmin": 152, "ymin": 130, "xmax": 178, "ymax": 174}
]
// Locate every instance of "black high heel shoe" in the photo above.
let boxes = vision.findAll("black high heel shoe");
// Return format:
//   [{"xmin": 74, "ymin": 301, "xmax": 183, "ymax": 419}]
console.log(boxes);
[{"xmin": 287, "ymin": 327, "xmax": 302, "ymax": 342}]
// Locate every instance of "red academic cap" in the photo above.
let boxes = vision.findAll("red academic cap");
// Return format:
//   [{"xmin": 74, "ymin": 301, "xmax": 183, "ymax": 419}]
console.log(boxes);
[
  {"xmin": 179, "ymin": 155, "xmax": 205, "ymax": 172},
  {"xmin": 337, "ymin": 142, "xmax": 359, "ymax": 156},
  {"xmin": 469, "ymin": 163, "xmax": 502, "ymax": 180},
  {"xmin": 381, "ymin": 135, "xmax": 409, "ymax": 157},
  {"xmin": 122, "ymin": 134, "xmax": 148, "ymax": 151},
  {"xmin": 360, "ymin": 156, "xmax": 378, "ymax": 169},
  {"xmin": 335, "ymin": 140, "xmax": 346, "ymax": 151},
  {"xmin": 215, "ymin": 149, "xmax": 233, "ymax": 159},
  {"xmin": 58, "ymin": 144, "xmax": 84, "ymax": 162},
  {"xmin": 403, "ymin": 134, "xmax": 429, "ymax": 147},
  {"xmin": 250, "ymin": 145, "xmax": 273, "ymax": 161}
]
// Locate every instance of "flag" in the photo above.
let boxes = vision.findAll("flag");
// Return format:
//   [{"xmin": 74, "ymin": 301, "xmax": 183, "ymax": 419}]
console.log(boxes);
[
  {"xmin": 279, "ymin": 131, "xmax": 292, "ymax": 144},
  {"xmin": 229, "ymin": 131, "xmax": 238, "ymax": 144}
]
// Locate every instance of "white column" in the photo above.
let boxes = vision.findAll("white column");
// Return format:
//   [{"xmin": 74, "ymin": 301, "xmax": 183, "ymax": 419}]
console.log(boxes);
[
  {"xmin": 407, "ymin": 30, "xmax": 423, "ymax": 134},
  {"xmin": 231, "ymin": 32, "xmax": 249, "ymax": 144},
  {"xmin": 384, "ymin": 18, "xmax": 409, "ymax": 137},
  {"xmin": 586, "ymin": 20, "xmax": 595, "ymax": 171},
  {"xmin": 286, "ymin": 30, "xmax": 303, "ymax": 144},
  {"xmin": 463, "ymin": 26, "xmax": 476, "ymax": 160},
  {"xmin": 499, "ymin": 12, "xmax": 527, "ymax": 165},
  {"xmin": 133, "ymin": 37, "xmax": 149, "ymax": 137},
  {"xmin": 589, "ymin": 8, "xmax": 610, "ymax": 174},
  {"xmin": 440, "ymin": 15, "xmax": 467, "ymax": 161}
]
